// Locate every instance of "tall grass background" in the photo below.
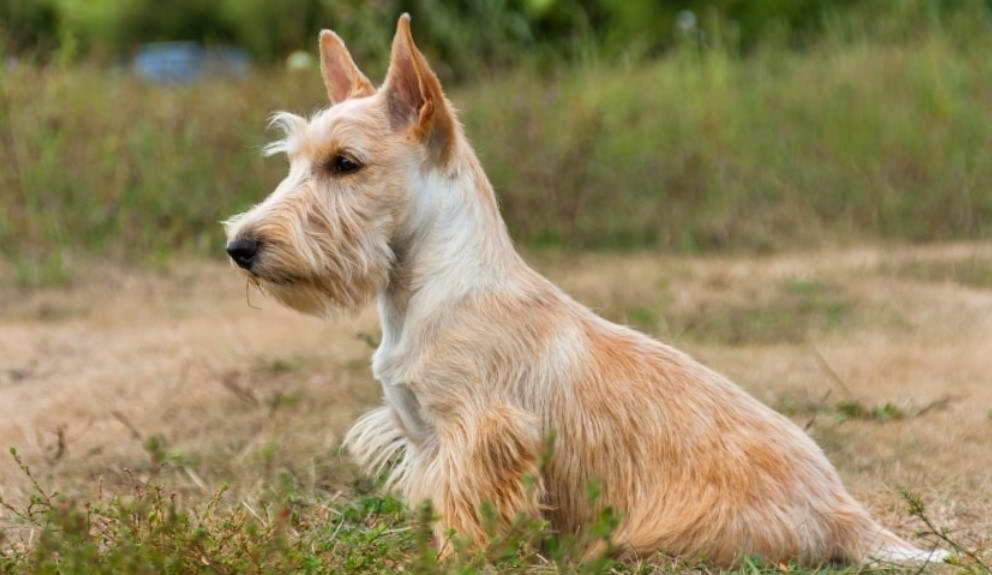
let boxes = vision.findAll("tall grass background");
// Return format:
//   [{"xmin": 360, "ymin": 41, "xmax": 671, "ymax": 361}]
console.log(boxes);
[{"xmin": 2, "ymin": 2, "xmax": 991, "ymax": 285}]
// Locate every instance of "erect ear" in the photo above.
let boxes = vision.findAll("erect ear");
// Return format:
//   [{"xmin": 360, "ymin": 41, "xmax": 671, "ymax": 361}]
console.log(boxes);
[
  {"xmin": 319, "ymin": 29, "xmax": 375, "ymax": 105},
  {"xmin": 381, "ymin": 14, "xmax": 456, "ymax": 164}
]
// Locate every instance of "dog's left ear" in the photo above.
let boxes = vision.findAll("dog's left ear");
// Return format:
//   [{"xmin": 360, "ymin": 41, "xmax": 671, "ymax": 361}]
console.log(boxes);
[
  {"xmin": 319, "ymin": 30, "xmax": 375, "ymax": 104},
  {"xmin": 382, "ymin": 14, "xmax": 456, "ymax": 165}
]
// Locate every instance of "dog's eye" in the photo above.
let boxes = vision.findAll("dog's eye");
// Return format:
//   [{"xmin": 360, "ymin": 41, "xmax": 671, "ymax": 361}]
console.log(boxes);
[{"xmin": 328, "ymin": 153, "xmax": 362, "ymax": 175}]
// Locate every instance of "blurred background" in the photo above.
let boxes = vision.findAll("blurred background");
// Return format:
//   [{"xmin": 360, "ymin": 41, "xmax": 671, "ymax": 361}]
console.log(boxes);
[{"xmin": 2, "ymin": 0, "xmax": 991, "ymax": 283}]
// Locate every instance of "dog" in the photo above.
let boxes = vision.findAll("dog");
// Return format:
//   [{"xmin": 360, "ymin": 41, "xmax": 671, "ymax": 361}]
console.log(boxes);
[{"xmin": 223, "ymin": 15, "xmax": 947, "ymax": 567}]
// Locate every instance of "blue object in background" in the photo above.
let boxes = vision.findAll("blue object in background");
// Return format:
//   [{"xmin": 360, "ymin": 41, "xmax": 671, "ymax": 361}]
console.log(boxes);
[{"xmin": 132, "ymin": 42, "xmax": 250, "ymax": 83}]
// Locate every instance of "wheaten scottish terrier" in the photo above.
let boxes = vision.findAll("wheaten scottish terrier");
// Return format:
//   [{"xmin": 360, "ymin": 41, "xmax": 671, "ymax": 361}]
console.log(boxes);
[{"xmin": 224, "ymin": 15, "xmax": 946, "ymax": 567}]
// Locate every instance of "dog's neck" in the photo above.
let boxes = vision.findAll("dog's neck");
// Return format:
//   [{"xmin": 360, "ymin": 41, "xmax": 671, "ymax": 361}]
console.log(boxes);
[{"xmin": 376, "ymin": 145, "xmax": 529, "ymax": 358}]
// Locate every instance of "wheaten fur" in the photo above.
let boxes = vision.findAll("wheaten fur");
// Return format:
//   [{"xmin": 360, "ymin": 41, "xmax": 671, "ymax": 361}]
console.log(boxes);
[{"xmin": 223, "ymin": 15, "xmax": 948, "ymax": 567}]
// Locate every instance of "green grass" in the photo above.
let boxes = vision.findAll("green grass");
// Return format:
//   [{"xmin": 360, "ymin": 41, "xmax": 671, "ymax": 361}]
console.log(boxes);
[
  {"xmin": 0, "ymin": 448, "xmax": 979, "ymax": 575},
  {"xmin": 470, "ymin": 34, "xmax": 992, "ymax": 252},
  {"xmin": 775, "ymin": 394, "xmax": 927, "ymax": 424},
  {"xmin": 885, "ymin": 256, "xmax": 992, "ymax": 289},
  {"xmin": 620, "ymin": 277, "xmax": 893, "ymax": 346},
  {"xmin": 2, "ymin": 253, "xmax": 990, "ymax": 573},
  {"xmin": 3, "ymin": 10, "xmax": 992, "ymax": 285},
  {"xmin": 675, "ymin": 278, "xmax": 852, "ymax": 345}
]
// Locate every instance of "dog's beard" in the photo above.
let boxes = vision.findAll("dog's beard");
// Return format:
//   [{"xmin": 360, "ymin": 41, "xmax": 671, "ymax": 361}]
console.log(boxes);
[
  {"xmin": 246, "ymin": 240, "xmax": 392, "ymax": 317},
  {"xmin": 254, "ymin": 271, "xmax": 381, "ymax": 316},
  {"xmin": 258, "ymin": 278, "xmax": 342, "ymax": 316}
]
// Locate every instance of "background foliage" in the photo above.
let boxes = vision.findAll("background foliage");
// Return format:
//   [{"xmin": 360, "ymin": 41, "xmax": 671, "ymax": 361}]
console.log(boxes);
[
  {"xmin": 3, "ymin": 0, "xmax": 990, "ymax": 75},
  {"xmin": 2, "ymin": 0, "xmax": 992, "ymax": 283}
]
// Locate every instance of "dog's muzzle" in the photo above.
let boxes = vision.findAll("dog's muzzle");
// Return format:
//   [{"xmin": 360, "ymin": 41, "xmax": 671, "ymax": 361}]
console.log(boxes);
[{"xmin": 226, "ymin": 238, "xmax": 259, "ymax": 270}]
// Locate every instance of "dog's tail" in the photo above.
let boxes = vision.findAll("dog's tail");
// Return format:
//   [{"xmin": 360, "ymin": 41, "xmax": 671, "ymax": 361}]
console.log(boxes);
[
  {"xmin": 868, "ymin": 542, "xmax": 950, "ymax": 566},
  {"xmin": 846, "ymin": 517, "xmax": 949, "ymax": 567}
]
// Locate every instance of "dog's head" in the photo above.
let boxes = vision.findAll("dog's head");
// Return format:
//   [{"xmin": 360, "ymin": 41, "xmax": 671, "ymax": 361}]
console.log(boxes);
[{"xmin": 223, "ymin": 15, "xmax": 458, "ymax": 315}]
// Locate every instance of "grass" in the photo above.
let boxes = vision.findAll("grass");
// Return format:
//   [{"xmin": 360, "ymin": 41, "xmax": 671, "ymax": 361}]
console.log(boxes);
[
  {"xmin": 885, "ymin": 256, "xmax": 992, "ymax": 289},
  {"xmin": 0, "ymin": 448, "xmax": 980, "ymax": 574},
  {"xmin": 1, "ymin": 245, "xmax": 990, "ymax": 573},
  {"xmin": 0, "ymin": 450, "xmax": 429, "ymax": 574},
  {"xmin": 3, "ymin": 9, "xmax": 992, "ymax": 285},
  {"xmin": 469, "ymin": 30, "xmax": 992, "ymax": 252},
  {"xmin": 668, "ymin": 277, "xmax": 852, "ymax": 345},
  {"xmin": 2, "ymin": 4, "xmax": 991, "ymax": 570},
  {"xmin": 615, "ymin": 276, "xmax": 908, "ymax": 346}
]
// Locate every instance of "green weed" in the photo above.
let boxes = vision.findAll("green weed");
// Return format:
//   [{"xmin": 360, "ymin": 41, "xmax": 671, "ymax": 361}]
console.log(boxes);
[{"xmin": 835, "ymin": 400, "xmax": 905, "ymax": 422}]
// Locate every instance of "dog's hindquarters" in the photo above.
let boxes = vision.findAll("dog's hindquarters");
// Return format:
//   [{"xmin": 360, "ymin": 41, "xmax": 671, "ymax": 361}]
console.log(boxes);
[
  {"xmin": 345, "ymin": 293, "xmax": 947, "ymax": 567},
  {"xmin": 542, "ymin": 316, "xmax": 946, "ymax": 566}
]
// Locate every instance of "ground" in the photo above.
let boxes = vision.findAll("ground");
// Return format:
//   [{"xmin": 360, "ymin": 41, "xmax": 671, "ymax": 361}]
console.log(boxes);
[{"xmin": 0, "ymin": 243, "xmax": 989, "ymax": 572}]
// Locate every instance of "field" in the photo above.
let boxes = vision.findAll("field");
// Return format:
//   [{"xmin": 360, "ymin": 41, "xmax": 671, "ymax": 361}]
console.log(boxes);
[
  {"xmin": 3, "ymin": 4, "xmax": 992, "ymax": 571},
  {"xmin": 1, "ymin": 243, "xmax": 990, "ymax": 572}
]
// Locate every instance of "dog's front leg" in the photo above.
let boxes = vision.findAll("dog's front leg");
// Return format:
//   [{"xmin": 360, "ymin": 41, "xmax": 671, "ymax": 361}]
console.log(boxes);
[{"xmin": 406, "ymin": 401, "xmax": 545, "ymax": 556}]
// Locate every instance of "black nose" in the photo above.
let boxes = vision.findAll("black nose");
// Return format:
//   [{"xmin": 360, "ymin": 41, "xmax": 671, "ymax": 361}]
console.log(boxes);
[{"xmin": 226, "ymin": 238, "xmax": 259, "ymax": 269}]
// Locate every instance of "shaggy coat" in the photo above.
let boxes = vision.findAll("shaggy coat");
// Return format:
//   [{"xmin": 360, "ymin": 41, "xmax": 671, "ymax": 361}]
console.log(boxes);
[{"xmin": 224, "ymin": 15, "xmax": 945, "ymax": 567}]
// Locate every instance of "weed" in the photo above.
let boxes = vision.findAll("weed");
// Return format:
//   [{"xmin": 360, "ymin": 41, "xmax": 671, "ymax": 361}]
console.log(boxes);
[
  {"xmin": 900, "ymin": 489, "xmax": 990, "ymax": 573},
  {"xmin": 142, "ymin": 434, "xmax": 193, "ymax": 467},
  {"xmin": 267, "ymin": 390, "xmax": 305, "ymax": 413},
  {"xmin": 2, "ymin": 446, "xmax": 981, "ymax": 574},
  {"xmin": 835, "ymin": 400, "xmax": 905, "ymax": 422},
  {"xmin": 254, "ymin": 356, "xmax": 305, "ymax": 376},
  {"xmin": 0, "ymin": 450, "xmax": 632, "ymax": 574}
]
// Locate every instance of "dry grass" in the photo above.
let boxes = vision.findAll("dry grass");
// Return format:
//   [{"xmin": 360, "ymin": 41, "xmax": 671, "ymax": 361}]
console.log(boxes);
[{"xmin": 0, "ymin": 243, "xmax": 990, "ymax": 571}]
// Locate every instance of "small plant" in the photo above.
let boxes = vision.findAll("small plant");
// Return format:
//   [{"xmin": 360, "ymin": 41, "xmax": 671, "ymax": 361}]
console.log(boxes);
[
  {"xmin": 0, "ymin": 448, "xmax": 634, "ymax": 574},
  {"xmin": 2, "ymin": 444, "xmax": 989, "ymax": 573},
  {"xmin": 142, "ymin": 433, "xmax": 193, "ymax": 467},
  {"xmin": 900, "ymin": 489, "xmax": 990, "ymax": 574},
  {"xmin": 255, "ymin": 356, "xmax": 305, "ymax": 375},
  {"xmin": 835, "ymin": 400, "xmax": 905, "ymax": 422},
  {"xmin": 267, "ymin": 389, "xmax": 305, "ymax": 413}
]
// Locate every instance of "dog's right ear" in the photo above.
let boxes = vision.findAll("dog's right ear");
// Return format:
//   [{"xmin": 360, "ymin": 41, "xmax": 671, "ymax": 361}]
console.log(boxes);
[
  {"xmin": 381, "ymin": 14, "xmax": 456, "ymax": 165},
  {"xmin": 319, "ymin": 30, "xmax": 375, "ymax": 105}
]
